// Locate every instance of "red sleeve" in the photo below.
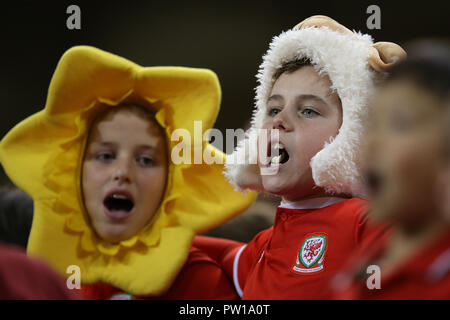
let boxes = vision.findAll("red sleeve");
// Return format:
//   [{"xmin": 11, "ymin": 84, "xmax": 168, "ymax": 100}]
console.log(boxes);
[
  {"xmin": 193, "ymin": 235, "xmax": 245, "ymax": 280},
  {"xmin": 354, "ymin": 206, "xmax": 391, "ymax": 253},
  {"xmin": 194, "ymin": 229, "xmax": 272, "ymax": 297},
  {"xmin": 160, "ymin": 246, "xmax": 239, "ymax": 300},
  {"xmin": 0, "ymin": 244, "xmax": 78, "ymax": 299}
]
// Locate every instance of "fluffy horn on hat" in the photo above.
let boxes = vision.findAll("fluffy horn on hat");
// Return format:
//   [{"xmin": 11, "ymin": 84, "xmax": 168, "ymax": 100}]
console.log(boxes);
[
  {"xmin": 293, "ymin": 15, "xmax": 354, "ymax": 36},
  {"xmin": 368, "ymin": 42, "xmax": 407, "ymax": 72},
  {"xmin": 295, "ymin": 16, "xmax": 407, "ymax": 72}
]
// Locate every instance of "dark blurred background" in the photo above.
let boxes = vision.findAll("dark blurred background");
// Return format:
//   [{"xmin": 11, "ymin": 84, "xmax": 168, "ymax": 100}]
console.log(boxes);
[{"xmin": 0, "ymin": 0, "xmax": 449, "ymax": 185}]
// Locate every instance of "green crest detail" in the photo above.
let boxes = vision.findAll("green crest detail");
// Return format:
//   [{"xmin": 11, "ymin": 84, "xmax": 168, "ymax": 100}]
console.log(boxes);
[{"xmin": 298, "ymin": 235, "xmax": 327, "ymax": 268}]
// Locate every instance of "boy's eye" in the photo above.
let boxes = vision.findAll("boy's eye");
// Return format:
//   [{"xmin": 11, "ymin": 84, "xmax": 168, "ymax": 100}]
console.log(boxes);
[
  {"xmin": 95, "ymin": 152, "xmax": 115, "ymax": 162},
  {"xmin": 299, "ymin": 108, "xmax": 320, "ymax": 118},
  {"xmin": 268, "ymin": 107, "xmax": 281, "ymax": 117},
  {"xmin": 136, "ymin": 156, "xmax": 154, "ymax": 167}
]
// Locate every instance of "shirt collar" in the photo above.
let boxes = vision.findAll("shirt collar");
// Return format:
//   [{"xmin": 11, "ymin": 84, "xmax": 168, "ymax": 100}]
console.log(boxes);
[{"xmin": 278, "ymin": 197, "xmax": 349, "ymax": 210}]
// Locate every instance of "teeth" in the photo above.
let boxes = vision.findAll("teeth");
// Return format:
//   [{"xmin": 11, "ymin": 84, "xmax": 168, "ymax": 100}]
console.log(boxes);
[
  {"xmin": 269, "ymin": 142, "xmax": 285, "ymax": 166},
  {"xmin": 270, "ymin": 154, "xmax": 281, "ymax": 165},
  {"xmin": 112, "ymin": 194, "xmax": 128, "ymax": 199},
  {"xmin": 273, "ymin": 143, "xmax": 284, "ymax": 150}
]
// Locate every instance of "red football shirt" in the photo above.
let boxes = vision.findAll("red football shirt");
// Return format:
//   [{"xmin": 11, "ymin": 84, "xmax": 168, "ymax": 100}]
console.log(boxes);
[
  {"xmin": 195, "ymin": 197, "xmax": 387, "ymax": 300},
  {"xmin": 78, "ymin": 245, "xmax": 239, "ymax": 300},
  {"xmin": 331, "ymin": 228, "xmax": 450, "ymax": 299}
]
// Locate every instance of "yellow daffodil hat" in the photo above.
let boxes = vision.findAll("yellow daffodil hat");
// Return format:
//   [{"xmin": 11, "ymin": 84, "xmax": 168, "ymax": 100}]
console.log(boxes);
[{"xmin": 0, "ymin": 46, "xmax": 256, "ymax": 296}]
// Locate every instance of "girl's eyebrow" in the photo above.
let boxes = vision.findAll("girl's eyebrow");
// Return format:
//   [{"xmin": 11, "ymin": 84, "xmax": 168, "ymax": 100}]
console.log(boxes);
[
  {"xmin": 90, "ymin": 141, "xmax": 115, "ymax": 148},
  {"xmin": 137, "ymin": 145, "xmax": 158, "ymax": 151},
  {"xmin": 92, "ymin": 142, "xmax": 158, "ymax": 151}
]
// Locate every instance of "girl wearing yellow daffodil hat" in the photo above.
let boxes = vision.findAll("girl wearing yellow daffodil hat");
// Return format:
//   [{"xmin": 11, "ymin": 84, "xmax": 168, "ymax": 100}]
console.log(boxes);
[{"xmin": 0, "ymin": 46, "xmax": 256, "ymax": 299}]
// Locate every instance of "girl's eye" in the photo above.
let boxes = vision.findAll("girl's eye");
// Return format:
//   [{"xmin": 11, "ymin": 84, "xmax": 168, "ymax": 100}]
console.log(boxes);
[
  {"xmin": 299, "ymin": 108, "xmax": 320, "ymax": 118},
  {"xmin": 136, "ymin": 156, "xmax": 154, "ymax": 167},
  {"xmin": 95, "ymin": 152, "xmax": 115, "ymax": 162},
  {"xmin": 268, "ymin": 107, "xmax": 281, "ymax": 117}
]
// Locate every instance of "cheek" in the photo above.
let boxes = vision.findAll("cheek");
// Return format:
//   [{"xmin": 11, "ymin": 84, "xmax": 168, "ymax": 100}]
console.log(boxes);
[
  {"xmin": 81, "ymin": 162, "xmax": 94, "ymax": 195},
  {"xmin": 293, "ymin": 124, "xmax": 336, "ymax": 165},
  {"xmin": 383, "ymin": 144, "xmax": 419, "ymax": 206},
  {"xmin": 82, "ymin": 162, "xmax": 103, "ymax": 189},
  {"xmin": 139, "ymin": 167, "xmax": 168, "ymax": 200},
  {"xmin": 387, "ymin": 139, "xmax": 430, "ymax": 184},
  {"xmin": 81, "ymin": 163, "xmax": 101, "ymax": 221},
  {"xmin": 81, "ymin": 162, "xmax": 109, "ymax": 208},
  {"xmin": 320, "ymin": 117, "xmax": 341, "ymax": 142},
  {"xmin": 384, "ymin": 140, "xmax": 440, "ymax": 214}
]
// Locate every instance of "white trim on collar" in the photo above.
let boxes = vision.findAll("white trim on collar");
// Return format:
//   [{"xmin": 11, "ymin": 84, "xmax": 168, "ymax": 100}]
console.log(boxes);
[{"xmin": 279, "ymin": 197, "xmax": 349, "ymax": 210}]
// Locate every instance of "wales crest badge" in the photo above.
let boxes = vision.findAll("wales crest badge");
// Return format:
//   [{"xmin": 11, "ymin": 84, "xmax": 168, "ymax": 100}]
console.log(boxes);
[{"xmin": 293, "ymin": 234, "xmax": 327, "ymax": 274}]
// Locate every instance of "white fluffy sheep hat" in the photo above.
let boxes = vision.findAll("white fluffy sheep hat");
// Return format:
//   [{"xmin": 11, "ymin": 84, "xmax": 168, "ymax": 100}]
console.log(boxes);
[{"xmin": 224, "ymin": 15, "xmax": 406, "ymax": 197}]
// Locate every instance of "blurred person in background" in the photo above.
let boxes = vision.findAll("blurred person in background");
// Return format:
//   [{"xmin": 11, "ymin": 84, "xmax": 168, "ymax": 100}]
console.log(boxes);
[
  {"xmin": 0, "ymin": 178, "xmax": 76, "ymax": 300},
  {"xmin": 0, "ymin": 241, "xmax": 78, "ymax": 299},
  {"xmin": 0, "ymin": 186, "xmax": 33, "ymax": 249},
  {"xmin": 332, "ymin": 41, "xmax": 450, "ymax": 299}
]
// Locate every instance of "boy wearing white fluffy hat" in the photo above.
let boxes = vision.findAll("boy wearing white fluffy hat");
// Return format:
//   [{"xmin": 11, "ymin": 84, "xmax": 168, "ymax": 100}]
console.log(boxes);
[{"xmin": 195, "ymin": 15, "xmax": 406, "ymax": 299}]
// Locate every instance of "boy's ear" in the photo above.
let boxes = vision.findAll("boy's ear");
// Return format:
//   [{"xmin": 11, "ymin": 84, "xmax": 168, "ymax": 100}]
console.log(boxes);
[{"xmin": 368, "ymin": 42, "xmax": 407, "ymax": 72}]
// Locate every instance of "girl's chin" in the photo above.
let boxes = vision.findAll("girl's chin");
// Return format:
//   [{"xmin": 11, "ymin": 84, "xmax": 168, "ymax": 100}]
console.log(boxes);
[
  {"xmin": 95, "ymin": 224, "xmax": 134, "ymax": 243},
  {"xmin": 101, "ymin": 233, "xmax": 131, "ymax": 244}
]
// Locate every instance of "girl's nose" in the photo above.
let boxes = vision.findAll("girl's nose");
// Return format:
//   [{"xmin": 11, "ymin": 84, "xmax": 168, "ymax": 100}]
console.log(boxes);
[{"xmin": 112, "ymin": 158, "xmax": 132, "ymax": 183}]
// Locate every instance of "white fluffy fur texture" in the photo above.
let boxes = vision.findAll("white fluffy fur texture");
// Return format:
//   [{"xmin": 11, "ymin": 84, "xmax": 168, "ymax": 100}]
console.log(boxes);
[{"xmin": 224, "ymin": 26, "xmax": 382, "ymax": 197}]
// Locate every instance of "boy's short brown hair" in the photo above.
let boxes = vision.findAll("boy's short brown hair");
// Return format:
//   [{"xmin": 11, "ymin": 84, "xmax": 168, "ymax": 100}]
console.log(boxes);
[{"xmin": 273, "ymin": 58, "xmax": 311, "ymax": 81}]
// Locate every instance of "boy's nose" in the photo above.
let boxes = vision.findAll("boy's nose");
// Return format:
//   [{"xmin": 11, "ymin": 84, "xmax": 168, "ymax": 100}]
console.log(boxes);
[{"xmin": 272, "ymin": 111, "xmax": 293, "ymax": 132}]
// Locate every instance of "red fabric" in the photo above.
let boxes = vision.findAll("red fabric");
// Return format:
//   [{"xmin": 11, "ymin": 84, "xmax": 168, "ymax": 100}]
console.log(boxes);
[
  {"xmin": 193, "ymin": 235, "xmax": 244, "ymax": 281},
  {"xmin": 196, "ymin": 198, "xmax": 388, "ymax": 299},
  {"xmin": 0, "ymin": 243, "xmax": 77, "ymax": 299},
  {"xmin": 78, "ymin": 245, "xmax": 239, "ymax": 300},
  {"xmin": 332, "ymin": 229, "xmax": 450, "ymax": 299}
]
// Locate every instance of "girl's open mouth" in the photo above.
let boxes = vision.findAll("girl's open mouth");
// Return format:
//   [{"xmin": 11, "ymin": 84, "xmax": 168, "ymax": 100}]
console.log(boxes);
[{"xmin": 103, "ymin": 191, "xmax": 135, "ymax": 220}]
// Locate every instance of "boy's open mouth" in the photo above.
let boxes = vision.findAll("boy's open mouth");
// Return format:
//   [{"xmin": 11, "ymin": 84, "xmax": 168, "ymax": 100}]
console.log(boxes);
[
  {"xmin": 269, "ymin": 142, "xmax": 290, "ymax": 166},
  {"xmin": 103, "ymin": 191, "xmax": 135, "ymax": 219}
]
